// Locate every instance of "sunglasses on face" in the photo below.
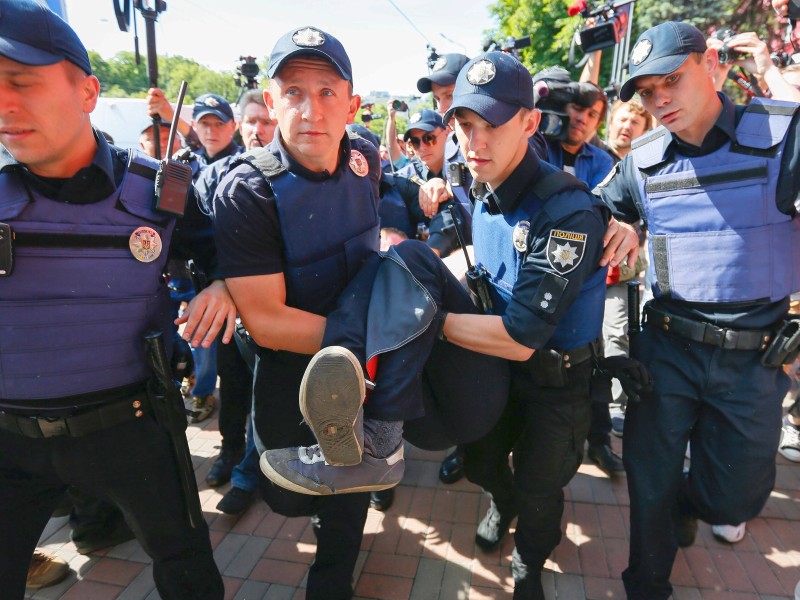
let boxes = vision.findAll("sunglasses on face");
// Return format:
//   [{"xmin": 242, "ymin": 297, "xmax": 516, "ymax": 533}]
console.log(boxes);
[{"xmin": 407, "ymin": 132, "xmax": 438, "ymax": 149}]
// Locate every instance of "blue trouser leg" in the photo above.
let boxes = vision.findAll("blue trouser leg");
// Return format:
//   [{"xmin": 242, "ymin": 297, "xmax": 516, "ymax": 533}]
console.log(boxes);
[
  {"xmin": 622, "ymin": 325, "xmax": 788, "ymax": 600},
  {"xmin": 230, "ymin": 420, "xmax": 260, "ymax": 492}
]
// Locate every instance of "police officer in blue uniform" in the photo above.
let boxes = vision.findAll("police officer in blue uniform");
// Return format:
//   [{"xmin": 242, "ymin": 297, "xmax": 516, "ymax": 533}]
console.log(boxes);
[
  {"xmin": 0, "ymin": 3, "xmax": 235, "ymax": 598},
  {"xmin": 596, "ymin": 22, "xmax": 800, "ymax": 599},
  {"xmin": 440, "ymin": 52, "xmax": 611, "ymax": 600},
  {"xmin": 211, "ymin": 26, "xmax": 384, "ymax": 600}
]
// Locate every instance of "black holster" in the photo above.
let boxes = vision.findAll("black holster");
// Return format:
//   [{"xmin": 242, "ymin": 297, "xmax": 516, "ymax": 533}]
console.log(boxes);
[{"xmin": 761, "ymin": 317, "xmax": 800, "ymax": 368}]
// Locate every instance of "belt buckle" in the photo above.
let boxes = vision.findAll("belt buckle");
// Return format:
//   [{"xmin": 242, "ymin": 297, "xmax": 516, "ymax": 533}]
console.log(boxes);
[
  {"xmin": 36, "ymin": 416, "xmax": 70, "ymax": 438},
  {"xmin": 702, "ymin": 324, "xmax": 725, "ymax": 347}
]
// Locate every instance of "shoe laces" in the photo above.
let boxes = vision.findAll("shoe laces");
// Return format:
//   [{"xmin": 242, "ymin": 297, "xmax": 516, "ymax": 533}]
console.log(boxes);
[
  {"xmin": 782, "ymin": 421, "xmax": 800, "ymax": 447},
  {"xmin": 298, "ymin": 444, "xmax": 327, "ymax": 465}
]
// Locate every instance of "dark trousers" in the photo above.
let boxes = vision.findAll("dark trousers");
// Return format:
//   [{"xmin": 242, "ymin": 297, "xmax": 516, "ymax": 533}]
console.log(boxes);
[
  {"xmin": 464, "ymin": 359, "xmax": 593, "ymax": 595},
  {"xmin": 252, "ymin": 241, "xmax": 508, "ymax": 598},
  {"xmin": 252, "ymin": 349, "xmax": 369, "ymax": 600},
  {"xmin": 217, "ymin": 338, "xmax": 253, "ymax": 454},
  {"xmin": 0, "ymin": 415, "xmax": 223, "ymax": 600},
  {"xmin": 587, "ymin": 401, "xmax": 612, "ymax": 447},
  {"xmin": 622, "ymin": 325, "xmax": 788, "ymax": 600}
]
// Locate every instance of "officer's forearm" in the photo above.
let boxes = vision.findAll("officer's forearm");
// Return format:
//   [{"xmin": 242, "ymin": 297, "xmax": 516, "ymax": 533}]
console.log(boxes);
[{"xmin": 443, "ymin": 313, "xmax": 534, "ymax": 361}]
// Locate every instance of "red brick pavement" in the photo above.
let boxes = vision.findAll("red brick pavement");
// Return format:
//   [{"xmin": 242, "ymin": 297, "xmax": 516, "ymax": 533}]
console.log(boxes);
[{"xmin": 26, "ymin": 400, "xmax": 800, "ymax": 600}]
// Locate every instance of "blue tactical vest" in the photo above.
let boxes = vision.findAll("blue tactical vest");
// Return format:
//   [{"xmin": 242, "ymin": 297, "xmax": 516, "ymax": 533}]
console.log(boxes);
[
  {"xmin": 473, "ymin": 161, "xmax": 607, "ymax": 349},
  {"xmin": 237, "ymin": 135, "xmax": 380, "ymax": 316},
  {"xmin": 631, "ymin": 98, "xmax": 800, "ymax": 304},
  {"xmin": 0, "ymin": 151, "xmax": 175, "ymax": 400},
  {"xmin": 379, "ymin": 173, "xmax": 417, "ymax": 239}
]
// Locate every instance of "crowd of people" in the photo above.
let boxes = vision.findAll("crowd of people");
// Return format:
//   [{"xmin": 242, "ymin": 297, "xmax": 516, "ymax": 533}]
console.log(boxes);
[{"xmin": 1, "ymin": 1, "xmax": 800, "ymax": 599}]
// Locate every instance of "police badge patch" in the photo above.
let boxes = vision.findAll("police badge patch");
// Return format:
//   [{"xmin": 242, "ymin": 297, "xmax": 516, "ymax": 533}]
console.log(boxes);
[
  {"xmin": 432, "ymin": 56, "xmax": 448, "ymax": 72},
  {"xmin": 129, "ymin": 227, "xmax": 162, "ymax": 263},
  {"xmin": 467, "ymin": 60, "xmax": 496, "ymax": 85},
  {"xmin": 630, "ymin": 39, "xmax": 653, "ymax": 66},
  {"xmin": 512, "ymin": 220, "xmax": 530, "ymax": 253},
  {"xmin": 547, "ymin": 229, "xmax": 586, "ymax": 274},
  {"xmin": 349, "ymin": 150, "xmax": 369, "ymax": 177},
  {"xmin": 409, "ymin": 112, "xmax": 422, "ymax": 124},
  {"xmin": 293, "ymin": 27, "xmax": 325, "ymax": 47},
  {"xmin": 204, "ymin": 96, "xmax": 219, "ymax": 107}
]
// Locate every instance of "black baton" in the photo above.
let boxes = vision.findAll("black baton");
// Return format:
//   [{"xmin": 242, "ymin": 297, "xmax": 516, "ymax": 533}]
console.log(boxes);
[
  {"xmin": 627, "ymin": 280, "xmax": 640, "ymax": 343},
  {"xmin": 144, "ymin": 331, "xmax": 204, "ymax": 529}
]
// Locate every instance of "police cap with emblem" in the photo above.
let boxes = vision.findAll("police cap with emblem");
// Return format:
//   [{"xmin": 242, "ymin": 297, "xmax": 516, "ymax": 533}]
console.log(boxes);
[
  {"xmin": 619, "ymin": 21, "xmax": 707, "ymax": 102},
  {"xmin": 403, "ymin": 109, "xmax": 445, "ymax": 141},
  {"xmin": 0, "ymin": 0, "xmax": 92, "ymax": 74},
  {"xmin": 444, "ymin": 51, "xmax": 534, "ymax": 127},
  {"xmin": 192, "ymin": 93, "xmax": 234, "ymax": 123},
  {"xmin": 268, "ymin": 26, "xmax": 352, "ymax": 83},
  {"xmin": 416, "ymin": 53, "xmax": 470, "ymax": 93}
]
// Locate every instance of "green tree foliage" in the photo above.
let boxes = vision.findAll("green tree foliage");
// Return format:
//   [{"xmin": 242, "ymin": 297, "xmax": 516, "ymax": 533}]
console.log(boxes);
[
  {"xmin": 487, "ymin": 0, "xmax": 783, "ymax": 81},
  {"xmin": 88, "ymin": 50, "xmax": 248, "ymax": 104}
]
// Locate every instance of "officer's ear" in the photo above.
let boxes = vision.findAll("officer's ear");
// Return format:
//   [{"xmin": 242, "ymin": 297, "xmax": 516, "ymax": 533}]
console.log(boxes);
[
  {"xmin": 523, "ymin": 108, "xmax": 541, "ymax": 138},
  {"xmin": 348, "ymin": 92, "xmax": 361, "ymax": 125},
  {"xmin": 263, "ymin": 89, "xmax": 278, "ymax": 121}
]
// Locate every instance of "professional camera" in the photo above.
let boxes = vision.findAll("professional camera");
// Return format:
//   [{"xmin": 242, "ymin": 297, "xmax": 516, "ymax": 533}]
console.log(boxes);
[
  {"xmin": 568, "ymin": 0, "xmax": 634, "ymax": 53},
  {"xmin": 235, "ymin": 56, "xmax": 260, "ymax": 90},
  {"xmin": 482, "ymin": 35, "xmax": 533, "ymax": 58},
  {"xmin": 532, "ymin": 66, "xmax": 605, "ymax": 140},
  {"xmin": 392, "ymin": 99, "xmax": 409, "ymax": 112},
  {"xmin": 711, "ymin": 29, "xmax": 743, "ymax": 65}
]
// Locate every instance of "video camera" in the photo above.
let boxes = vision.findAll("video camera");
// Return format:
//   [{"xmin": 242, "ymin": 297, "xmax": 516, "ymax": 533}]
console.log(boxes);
[
  {"xmin": 482, "ymin": 35, "xmax": 532, "ymax": 59},
  {"xmin": 235, "ymin": 56, "xmax": 260, "ymax": 90},
  {"xmin": 568, "ymin": 0, "xmax": 635, "ymax": 53},
  {"xmin": 533, "ymin": 66, "xmax": 605, "ymax": 140}
]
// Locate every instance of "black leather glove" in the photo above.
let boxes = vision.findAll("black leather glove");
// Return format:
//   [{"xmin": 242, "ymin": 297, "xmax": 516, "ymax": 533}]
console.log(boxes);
[{"xmin": 594, "ymin": 355, "xmax": 653, "ymax": 403}]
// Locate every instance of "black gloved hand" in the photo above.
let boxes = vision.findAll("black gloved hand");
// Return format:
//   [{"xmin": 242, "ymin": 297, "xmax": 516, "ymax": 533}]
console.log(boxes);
[{"xmin": 594, "ymin": 355, "xmax": 653, "ymax": 403}]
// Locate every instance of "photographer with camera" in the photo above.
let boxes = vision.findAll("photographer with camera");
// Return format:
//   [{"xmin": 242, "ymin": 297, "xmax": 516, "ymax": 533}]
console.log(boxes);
[
  {"xmin": 707, "ymin": 30, "xmax": 800, "ymax": 102},
  {"xmin": 383, "ymin": 99, "xmax": 411, "ymax": 171}
]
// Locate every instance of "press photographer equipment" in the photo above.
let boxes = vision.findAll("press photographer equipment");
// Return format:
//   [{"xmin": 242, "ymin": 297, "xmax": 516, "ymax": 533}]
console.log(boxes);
[
  {"xmin": 533, "ymin": 66, "xmax": 605, "ymax": 140},
  {"xmin": 113, "ymin": 0, "xmax": 168, "ymax": 158},
  {"xmin": 568, "ymin": 0, "xmax": 636, "ymax": 102}
]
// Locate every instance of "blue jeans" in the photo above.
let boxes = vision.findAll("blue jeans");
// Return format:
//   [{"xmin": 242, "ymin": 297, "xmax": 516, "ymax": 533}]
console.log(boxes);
[
  {"xmin": 170, "ymin": 276, "xmax": 217, "ymax": 397},
  {"xmin": 230, "ymin": 421, "xmax": 260, "ymax": 492}
]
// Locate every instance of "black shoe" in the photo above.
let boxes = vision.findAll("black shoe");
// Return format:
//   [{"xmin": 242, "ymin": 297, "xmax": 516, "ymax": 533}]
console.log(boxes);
[
  {"xmin": 475, "ymin": 501, "xmax": 516, "ymax": 552},
  {"xmin": 206, "ymin": 448, "xmax": 244, "ymax": 488},
  {"xmin": 216, "ymin": 486, "xmax": 256, "ymax": 516},
  {"xmin": 72, "ymin": 518, "xmax": 136, "ymax": 555},
  {"xmin": 369, "ymin": 488, "xmax": 395, "ymax": 512},
  {"xmin": 587, "ymin": 443, "xmax": 625, "ymax": 477},
  {"xmin": 675, "ymin": 510, "xmax": 698, "ymax": 548},
  {"xmin": 439, "ymin": 449, "xmax": 465, "ymax": 484}
]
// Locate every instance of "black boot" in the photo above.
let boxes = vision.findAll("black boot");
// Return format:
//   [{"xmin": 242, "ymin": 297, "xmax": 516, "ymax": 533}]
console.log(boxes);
[{"xmin": 438, "ymin": 447, "xmax": 465, "ymax": 484}]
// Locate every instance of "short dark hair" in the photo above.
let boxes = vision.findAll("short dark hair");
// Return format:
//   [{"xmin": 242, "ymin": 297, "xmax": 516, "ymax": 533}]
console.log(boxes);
[{"xmin": 238, "ymin": 89, "xmax": 266, "ymax": 113}]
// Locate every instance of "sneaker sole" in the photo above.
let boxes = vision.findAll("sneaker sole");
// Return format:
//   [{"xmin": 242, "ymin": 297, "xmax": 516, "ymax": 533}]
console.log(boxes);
[
  {"xmin": 259, "ymin": 452, "xmax": 399, "ymax": 496},
  {"xmin": 300, "ymin": 347, "xmax": 365, "ymax": 467},
  {"xmin": 778, "ymin": 447, "xmax": 800, "ymax": 462}
]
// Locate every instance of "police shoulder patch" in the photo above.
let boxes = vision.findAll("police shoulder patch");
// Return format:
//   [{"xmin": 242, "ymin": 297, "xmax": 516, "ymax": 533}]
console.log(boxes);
[
  {"xmin": 547, "ymin": 229, "xmax": 586, "ymax": 274},
  {"xmin": 349, "ymin": 150, "xmax": 369, "ymax": 177}
]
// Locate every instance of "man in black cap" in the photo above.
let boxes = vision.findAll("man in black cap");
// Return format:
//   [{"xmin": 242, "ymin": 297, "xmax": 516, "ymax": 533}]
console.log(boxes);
[
  {"xmin": 211, "ymin": 25, "xmax": 387, "ymax": 600},
  {"xmin": 596, "ymin": 21, "xmax": 800, "ymax": 599},
  {"xmin": 0, "ymin": 1, "xmax": 234, "ymax": 598}
]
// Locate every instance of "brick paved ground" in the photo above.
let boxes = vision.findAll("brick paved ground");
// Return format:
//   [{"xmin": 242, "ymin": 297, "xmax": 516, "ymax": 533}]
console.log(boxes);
[{"xmin": 26, "ymin": 394, "xmax": 800, "ymax": 600}]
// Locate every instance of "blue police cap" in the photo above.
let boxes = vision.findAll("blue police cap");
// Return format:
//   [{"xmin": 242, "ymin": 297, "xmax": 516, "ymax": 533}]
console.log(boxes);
[
  {"xmin": 268, "ymin": 26, "xmax": 352, "ymax": 82},
  {"xmin": 403, "ymin": 109, "xmax": 445, "ymax": 141},
  {"xmin": 417, "ymin": 53, "xmax": 470, "ymax": 93},
  {"xmin": 0, "ymin": 0, "xmax": 91, "ymax": 74},
  {"xmin": 444, "ymin": 52, "xmax": 533, "ymax": 127},
  {"xmin": 619, "ymin": 21, "xmax": 707, "ymax": 102},
  {"xmin": 193, "ymin": 93, "xmax": 234, "ymax": 123}
]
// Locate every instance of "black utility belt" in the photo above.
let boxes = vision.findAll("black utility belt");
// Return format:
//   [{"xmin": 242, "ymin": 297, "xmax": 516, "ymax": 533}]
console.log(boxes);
[
  {"xmin": 644, "ymin": 306, "xmax": 773, "ymax": 351},
  {"xmin": 643, "ymin": 306, "xmax": 800, "ymax": 367},
  {"xmin": 0, "ymin": 394, "xmax": 151, "ymax": 439}
]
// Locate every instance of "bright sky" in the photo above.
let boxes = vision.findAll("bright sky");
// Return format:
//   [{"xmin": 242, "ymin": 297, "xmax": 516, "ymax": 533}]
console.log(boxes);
[{"xmin": 65, "ymin": 0, "xmax": 497, "ymax": 97}]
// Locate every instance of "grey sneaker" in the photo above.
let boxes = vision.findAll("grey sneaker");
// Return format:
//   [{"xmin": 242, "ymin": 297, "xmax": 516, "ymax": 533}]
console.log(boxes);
[
  {"xmin": 260, "ymin": 444, "xmax": 405, "ymax": 495},
  {"xmin": 188, "ymin": 393, "xmax": 216, "ymax": 424},
  {"xmin": 779, "ymin": 415, "xmax": 800, "ymax": 462},
  {"xmin": 300, "ymin": 346, "xmax": 366, "ymax": 466}
]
